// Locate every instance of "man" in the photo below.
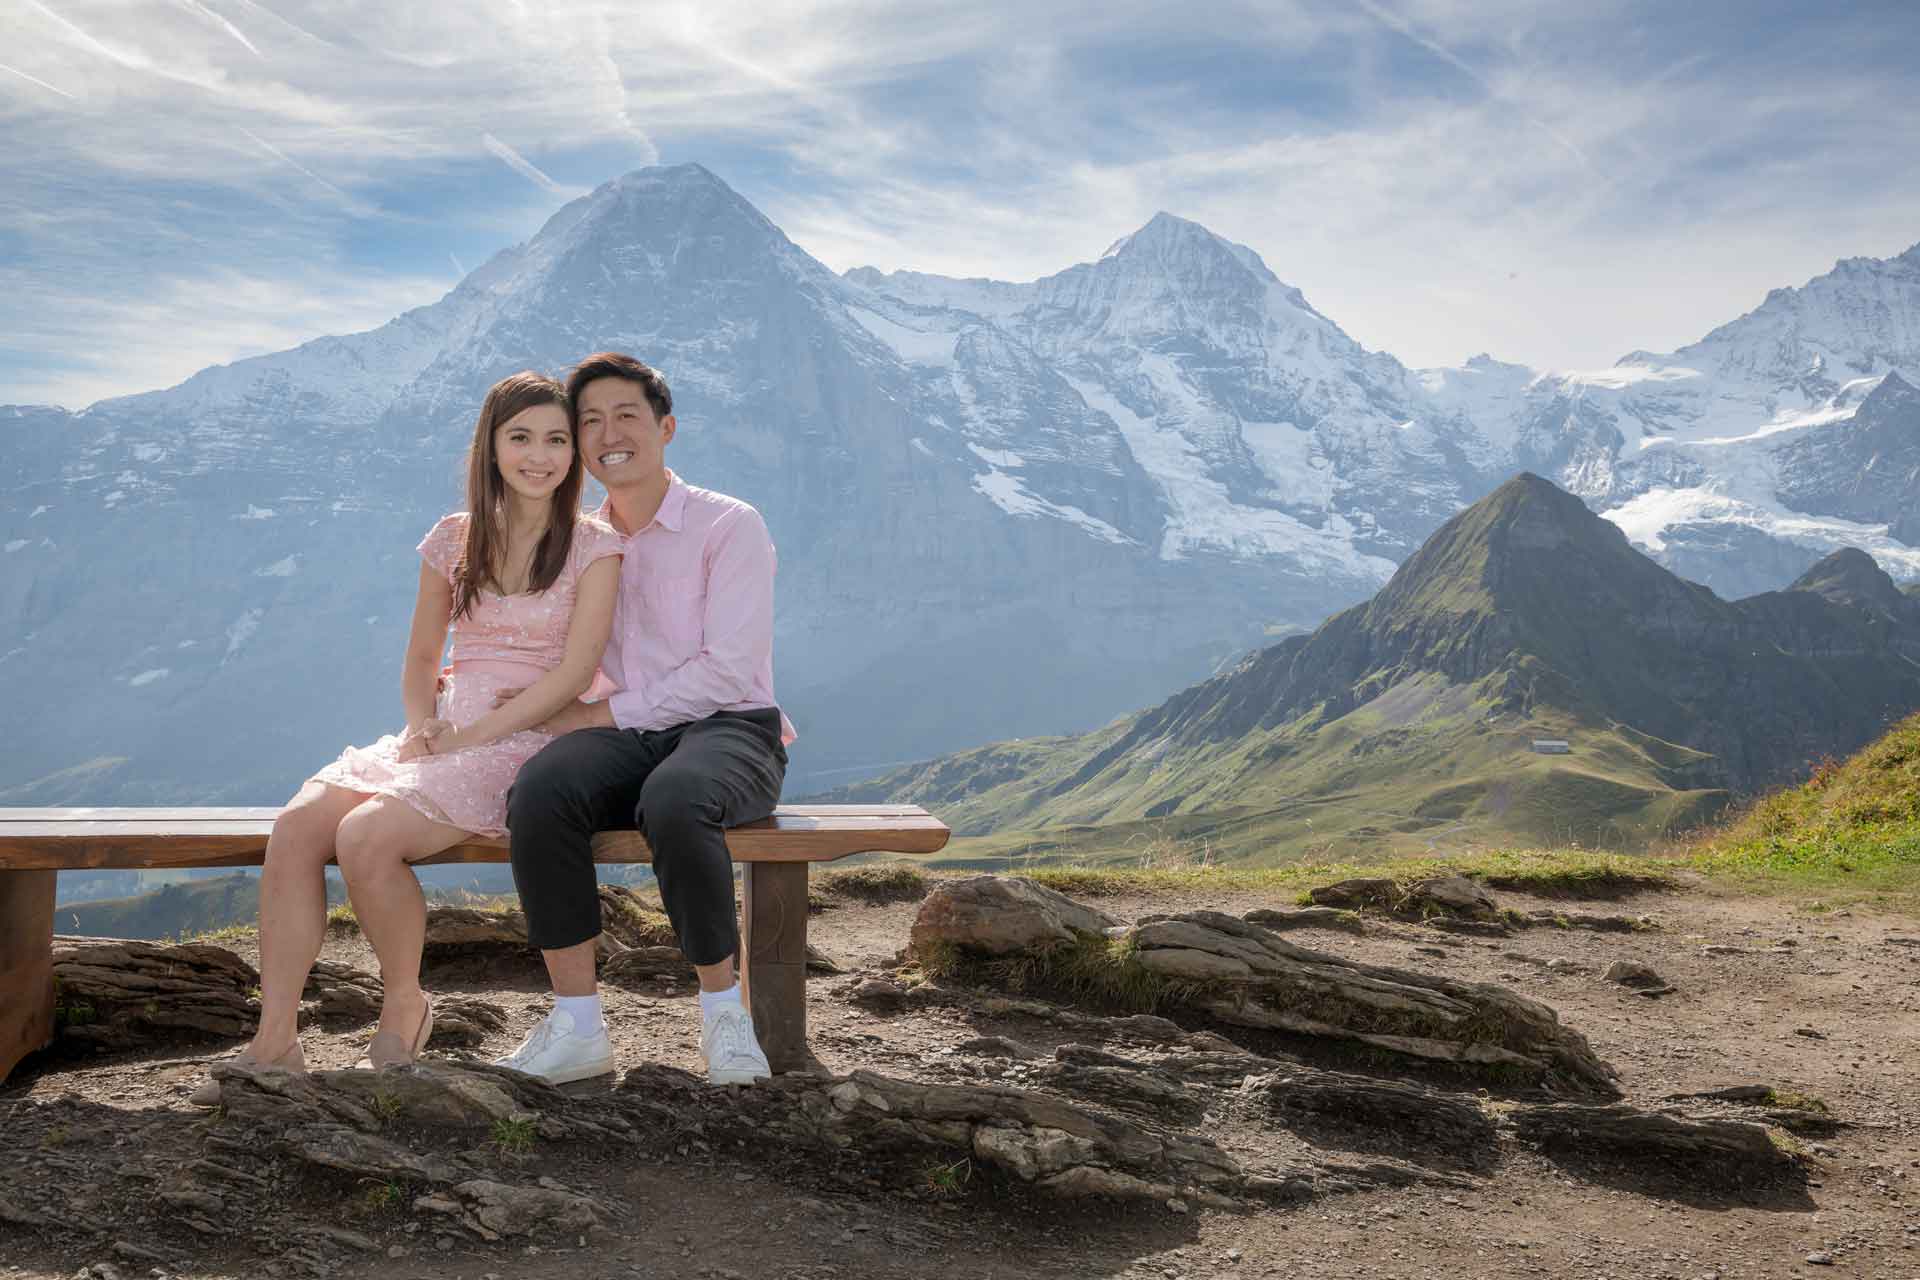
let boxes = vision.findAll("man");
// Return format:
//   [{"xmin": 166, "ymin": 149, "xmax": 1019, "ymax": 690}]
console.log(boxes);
[{"xmin": 492, "ymin": 351, "xmax": 796, "ymax": 1086}]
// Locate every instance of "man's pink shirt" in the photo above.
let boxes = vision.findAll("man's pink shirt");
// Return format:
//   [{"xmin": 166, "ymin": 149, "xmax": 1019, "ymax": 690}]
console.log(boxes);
[{"xmin": 591, "ymin": 473, "xmax": 796, "ymax": 745}]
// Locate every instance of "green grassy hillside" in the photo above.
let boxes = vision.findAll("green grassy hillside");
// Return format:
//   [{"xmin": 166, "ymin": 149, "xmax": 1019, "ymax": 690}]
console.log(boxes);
[
  {"xmin": 50, "ymin": 873, "xmax": 333, "ymax": 940},
  {"xmin": 833, "ymin": 475, "xmax": 1920, "ymax": 870},
  {"xmin": 909, "ymin": 670, "xmax": 1727, "ymax": 869},
  {"xmin": 1693, "ymin": 710, "xmax": 1920, "ymax": 893}
]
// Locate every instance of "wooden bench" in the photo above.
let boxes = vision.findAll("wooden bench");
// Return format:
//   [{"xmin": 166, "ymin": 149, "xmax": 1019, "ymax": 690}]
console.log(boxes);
[{"xmin": 0, "ymin": 804, "xmax": 949, "ymax": 1084}]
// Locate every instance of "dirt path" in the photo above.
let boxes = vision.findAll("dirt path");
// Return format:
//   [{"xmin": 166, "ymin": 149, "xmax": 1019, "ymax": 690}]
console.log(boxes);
[{"xmin": 4, "ymin": 879, "xmax": 1919, "ymax": 1279}]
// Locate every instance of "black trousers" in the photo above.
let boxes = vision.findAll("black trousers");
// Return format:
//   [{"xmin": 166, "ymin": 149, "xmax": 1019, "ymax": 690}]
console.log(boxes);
[{"xmin": 505, "ymin": 708, "xmax": 787, "ymax": 965}]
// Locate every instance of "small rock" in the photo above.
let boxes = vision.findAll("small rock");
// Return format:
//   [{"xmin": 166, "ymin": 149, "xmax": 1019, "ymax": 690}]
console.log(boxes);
[
  {"xmin": 385, "ymin": 1246, "xmax": 407, "ymax": 1260},
  {"xmin": 955, "ymin": 1035, "xmax": 1041, "ymax": 1060},
  {"xmin": 1806, "ymin": 1251, "xmax": 1835, "ymax": 1265},
  {"xmin": 1182, "ymin": 1031, "xmax": 1241, "ymax": 1053},
  {"xmin": 845, "ymin": 978, "xmax": 907, "ymax": 1009},
  {"xmin": 110, "ymin": 1244, "xmax": 166, "ymax": 1267},
  {"xmin": 1604, "ymin": 960, "xmax": 1669, "ymax": 990},
  {"xmin": 1165, "ymin": 1198, "xmax": 1189, "ymax": 1215},
  {"xmin": 308, "ymin": 1228, "xmax": 375, "ymax": 1252},
  {"xmin": 1545, "ymin": 958, "xmax": 1581, "ymax": 973},
  {"xmin": 1794, "ymin": 1027, "xmax": 1827, "ymax": 1040}
]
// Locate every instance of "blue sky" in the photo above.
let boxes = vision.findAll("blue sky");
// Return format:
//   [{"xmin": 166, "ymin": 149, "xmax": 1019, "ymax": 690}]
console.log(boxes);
[{"xmin": 2, "ymin": 0, "xmax": 1917, "ymax": 407}]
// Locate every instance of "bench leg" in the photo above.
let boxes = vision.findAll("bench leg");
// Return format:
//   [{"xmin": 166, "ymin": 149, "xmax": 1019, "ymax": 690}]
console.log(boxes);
[
  {"xmin": 0, "ymin": 869, "xmax": 57, "ymax": 1084},
  {"xmin": 740, "ymin": 861, "xmax": 808, "ymax": 1074}
]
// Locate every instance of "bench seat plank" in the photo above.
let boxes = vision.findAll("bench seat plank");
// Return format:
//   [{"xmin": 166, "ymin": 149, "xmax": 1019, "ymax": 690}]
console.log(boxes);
[
  {"xmin": 0, "ymin": 804, "xmax": 935, "ymax": 822},
  {"xmin": 0, "ymin": 807, "xmax": 951, "ymax": 870}
]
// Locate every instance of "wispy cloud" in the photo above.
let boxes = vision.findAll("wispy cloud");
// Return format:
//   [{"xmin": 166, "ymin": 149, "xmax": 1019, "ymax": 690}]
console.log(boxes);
[
  {"xmin": 0, "ymin": 266, "xmax": 448, "ymax": 408},
  {"xmin": 2, "ymin": 0, "xmax": 1917, "ymax": 406},
  {"xmin": 235, "ymin": 125, "xmax": 351, "ymax": 203},
  {"xmin": 481, "ymin": 131, "xmax": 563, "ymax": 194},
  {"xmin": 1347, "ymin": 0, "xmax": 1595, "ymax": 171},
  {"xmin": 174, "ymin": 0, "xmax": 262, "ymax": 58},
  {"xmin": 0, "ymin": 59, "xmax": 75, "ymax": 99}
]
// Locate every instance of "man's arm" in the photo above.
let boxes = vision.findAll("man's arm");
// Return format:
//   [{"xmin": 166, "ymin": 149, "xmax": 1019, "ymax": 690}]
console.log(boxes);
[{"xmin": 606, "ymin": 505, "xmax": 775, "ymax": 732}]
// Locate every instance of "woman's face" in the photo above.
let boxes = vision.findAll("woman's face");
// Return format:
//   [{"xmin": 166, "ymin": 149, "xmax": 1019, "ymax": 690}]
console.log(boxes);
[{"xmin": 494, "ymin": 403, "xmax": 574, "ymax": 502}]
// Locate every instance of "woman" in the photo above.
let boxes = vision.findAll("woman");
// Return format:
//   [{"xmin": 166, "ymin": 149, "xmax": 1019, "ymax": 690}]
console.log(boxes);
[{"xmin": 192, "ymin": 371, "xmax": 623, "ymax": 1103}]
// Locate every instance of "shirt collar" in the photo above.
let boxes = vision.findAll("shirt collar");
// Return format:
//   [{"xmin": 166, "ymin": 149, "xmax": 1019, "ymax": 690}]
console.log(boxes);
[
  {"xmin": 655, "ymin": 470, "xmax": 689, "ymax": 532},
  {"xmin": 596, "ymin": 469, "xmax": 688, "ymax": 537}
]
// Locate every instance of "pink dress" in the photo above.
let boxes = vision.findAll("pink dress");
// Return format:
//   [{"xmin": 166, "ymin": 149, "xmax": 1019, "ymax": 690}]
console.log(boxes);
[{"xmin": 310, "ymin": 512, "xmax": 624, "ymax": 835}]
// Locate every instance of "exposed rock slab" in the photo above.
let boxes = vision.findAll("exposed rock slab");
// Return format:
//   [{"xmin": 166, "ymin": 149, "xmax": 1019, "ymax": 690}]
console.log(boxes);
[
  {"xmin": 1512, "ymin": 1104, "xmax": 1798, "ymax": 1178},
  {"xmin": 51, "ymin": 940, "xmax": 257, "ymax": 1048},
  {"xmin": 423, "ymin": 906, "xmax": 625, "ymax": 962},
  {"xmin": 1124, "ymin": 909, "xmax": 1619, "ymax": 1096},
  {"xmin": 910, "ymin": 876, "xmax": 1122, "ymax": 958},
  {"xmin": 1242, "ymin": 907, "xmax": 1367, "ymax": 935},
  {"xmin": 302, "ymin": 960, "xmax": 381, "ymax": 1024},
  {"xmin": 618, "ymin": 1064, "xmax": 1249, "ymax": 1208}
]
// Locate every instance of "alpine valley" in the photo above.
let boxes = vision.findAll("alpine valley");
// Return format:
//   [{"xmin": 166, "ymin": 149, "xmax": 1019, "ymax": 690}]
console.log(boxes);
[
  {"xmin": 826, "ymin": 473, "xmax": 1920, "ymax": 860},
  {"xmin": 6, "ymin": 164, "xmax": 1919, "ymax": 849}
]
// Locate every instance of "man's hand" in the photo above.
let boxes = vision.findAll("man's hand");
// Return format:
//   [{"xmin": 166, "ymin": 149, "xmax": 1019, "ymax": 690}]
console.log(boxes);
[
  {"xmin": 539, "ymin": 699, "xmax": 613, "ymax": 736},
  {"xmin": 491, "ymin": 689, "xmax": 614, "ymax": 734}
]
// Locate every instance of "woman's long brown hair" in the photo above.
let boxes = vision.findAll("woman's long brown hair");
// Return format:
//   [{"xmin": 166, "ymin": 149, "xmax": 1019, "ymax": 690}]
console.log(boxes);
[{"xmin": 451, "ymin": 371, "xmax": 582, "ymax": 620}]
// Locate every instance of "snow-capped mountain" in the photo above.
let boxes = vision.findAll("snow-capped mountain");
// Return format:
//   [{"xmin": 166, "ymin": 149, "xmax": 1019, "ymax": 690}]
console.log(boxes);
[
  {"xmin": 2, "ymin": 164, "xmax": 1916, "ymax": 807},
  {"xmin": 850, "ymin": 218, "xmax": 1920, "ymax": 605},
  {"xmin": 1431, "ymin": 247, "xmax": 1920, "ymax": 597}
]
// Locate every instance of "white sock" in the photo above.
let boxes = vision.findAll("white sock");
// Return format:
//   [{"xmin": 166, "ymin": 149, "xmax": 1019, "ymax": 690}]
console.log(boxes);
[
  {"xmin": 554, "ymin": 994, "xmax": 603, "ymax": 1035},
  {"xmin": 698, "ymin": 983, "xmax": 742, "ymax": 1020}
]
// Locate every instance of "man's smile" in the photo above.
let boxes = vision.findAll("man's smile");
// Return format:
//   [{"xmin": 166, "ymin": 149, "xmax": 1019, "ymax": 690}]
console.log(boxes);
[{"xmin": 599, "ymin": 451, "xmax": 634, "ymax": 466}]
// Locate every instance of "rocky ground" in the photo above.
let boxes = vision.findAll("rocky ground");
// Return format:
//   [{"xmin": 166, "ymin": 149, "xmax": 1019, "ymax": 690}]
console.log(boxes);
[{"xmin": 3, "ymin": 870, "xmax": 1920, "ymax": 1280}]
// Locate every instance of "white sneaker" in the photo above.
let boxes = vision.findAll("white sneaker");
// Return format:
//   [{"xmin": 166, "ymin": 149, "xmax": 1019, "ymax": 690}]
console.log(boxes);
[
  {"xmin": 700, "ymin": 1003, "xmax": 771, "ymax": 1086},
  {"xmin": 492, "ymin": 1007, "xmax": 614, "ymax": 1085}
]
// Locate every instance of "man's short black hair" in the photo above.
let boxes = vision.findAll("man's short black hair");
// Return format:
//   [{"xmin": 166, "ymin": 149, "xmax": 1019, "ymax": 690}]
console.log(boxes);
[{"xmin": 567, "ymin": 352, "xmax": 672, "ymax": 421}]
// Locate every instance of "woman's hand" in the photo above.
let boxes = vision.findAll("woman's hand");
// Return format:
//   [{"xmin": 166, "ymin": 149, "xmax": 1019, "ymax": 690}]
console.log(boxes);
[{"xmin": 396, "ymin": 718, "xmax": 456, "ymax": 762}]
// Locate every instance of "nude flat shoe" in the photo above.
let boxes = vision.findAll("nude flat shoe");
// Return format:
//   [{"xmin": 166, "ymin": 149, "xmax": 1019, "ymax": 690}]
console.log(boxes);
[
  {"xmin": 189, "ymin": 1039, "xmax": 305, "ymax": 1107},
  {"xmin": 361, "ymin": 993, "xmax": 434, "ymax": 1070}
]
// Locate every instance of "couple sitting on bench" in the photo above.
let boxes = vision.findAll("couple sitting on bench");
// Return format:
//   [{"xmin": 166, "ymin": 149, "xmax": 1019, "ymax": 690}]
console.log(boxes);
[{"xmin": 192, "ymin": 351, "xmax": 795, "ymax": 1104}]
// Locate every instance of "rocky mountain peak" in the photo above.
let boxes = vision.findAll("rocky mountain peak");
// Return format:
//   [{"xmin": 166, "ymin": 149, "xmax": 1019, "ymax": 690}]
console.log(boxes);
[
  {"xmin": 1372, "ymin": 472, "xmax": 1636, "ymax": 613},
  {"xmin": 1787, "ymin": 547, "xmax": 1914, "ymax": 618},
  {"xmin": 1102, "ymin": 212, "xmax": 1273, "ymax": 278},
  {"xmin": 1863, "ymin": 368, "xmax": 1917, "ymax": 404},
  {"xmin": 1090, "ymin": 211, "xmax": 1311, "ymax": 311},
  {"xmin": 1670, "ymin": 239, "xmax": 1920, "ymax": 383},
  {"xmin": 538, "ymin": 163, "xmax": 803, "ymax": 273}
]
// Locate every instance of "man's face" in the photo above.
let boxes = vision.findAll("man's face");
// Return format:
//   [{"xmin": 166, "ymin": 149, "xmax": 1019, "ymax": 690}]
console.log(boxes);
[{"xmin": 577, "ymin": 376, "xmax": 674, "ymax": 490}]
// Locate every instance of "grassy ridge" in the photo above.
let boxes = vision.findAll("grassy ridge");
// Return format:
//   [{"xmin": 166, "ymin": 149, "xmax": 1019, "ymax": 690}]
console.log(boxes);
[
  {"xmin": 906, "ymin": 672, "xmax": 1729, "ymax": 868},
  {"xmin": 51, "ymin": 873, "xmax": 344, "ymax": 940},
  {"xmin": 1687, "ymin": 710, "xmax": 1920, "ymax": 896}
]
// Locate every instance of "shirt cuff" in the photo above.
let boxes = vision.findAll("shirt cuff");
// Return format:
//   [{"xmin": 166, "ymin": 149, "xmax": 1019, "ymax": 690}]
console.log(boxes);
[{"xmin": 605, "ymin": 688, "xmax": 654, "ymax": 732}]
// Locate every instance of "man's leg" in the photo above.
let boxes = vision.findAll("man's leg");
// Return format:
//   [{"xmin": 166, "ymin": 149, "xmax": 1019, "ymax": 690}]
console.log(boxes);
[
  {"xmin": 498, "ymin": 726, "xmax": 654, "ymax": 1083},
  {"xmin": 637, "ymin": 710, "xmax": 786, "ymax": 1083}
]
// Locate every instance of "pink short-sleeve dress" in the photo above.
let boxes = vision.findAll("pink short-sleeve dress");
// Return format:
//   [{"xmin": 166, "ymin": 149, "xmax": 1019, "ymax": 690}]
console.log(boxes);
[{"xmin": 310, "ymin": 513, "xmax": 625, "ymax": 835}]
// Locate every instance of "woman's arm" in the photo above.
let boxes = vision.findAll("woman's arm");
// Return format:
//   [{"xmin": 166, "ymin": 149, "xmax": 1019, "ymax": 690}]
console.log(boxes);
[
  {"xmin": 400, "ymin": 562, "xmax": 455, "ymax": 734},
  {"xmin": 419, "ymin": 556, "xmax": 620, "ymax": 754}
]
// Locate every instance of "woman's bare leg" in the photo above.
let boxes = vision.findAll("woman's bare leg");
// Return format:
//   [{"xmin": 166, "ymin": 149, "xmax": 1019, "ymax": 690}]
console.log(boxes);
[
  {"xmin": 250, "ymin": 781, "xmax": 366, "ymax": 1059},
  {"xmin": 333, "ymin": 796, "xmax": 466, "ymax": 1045}
]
